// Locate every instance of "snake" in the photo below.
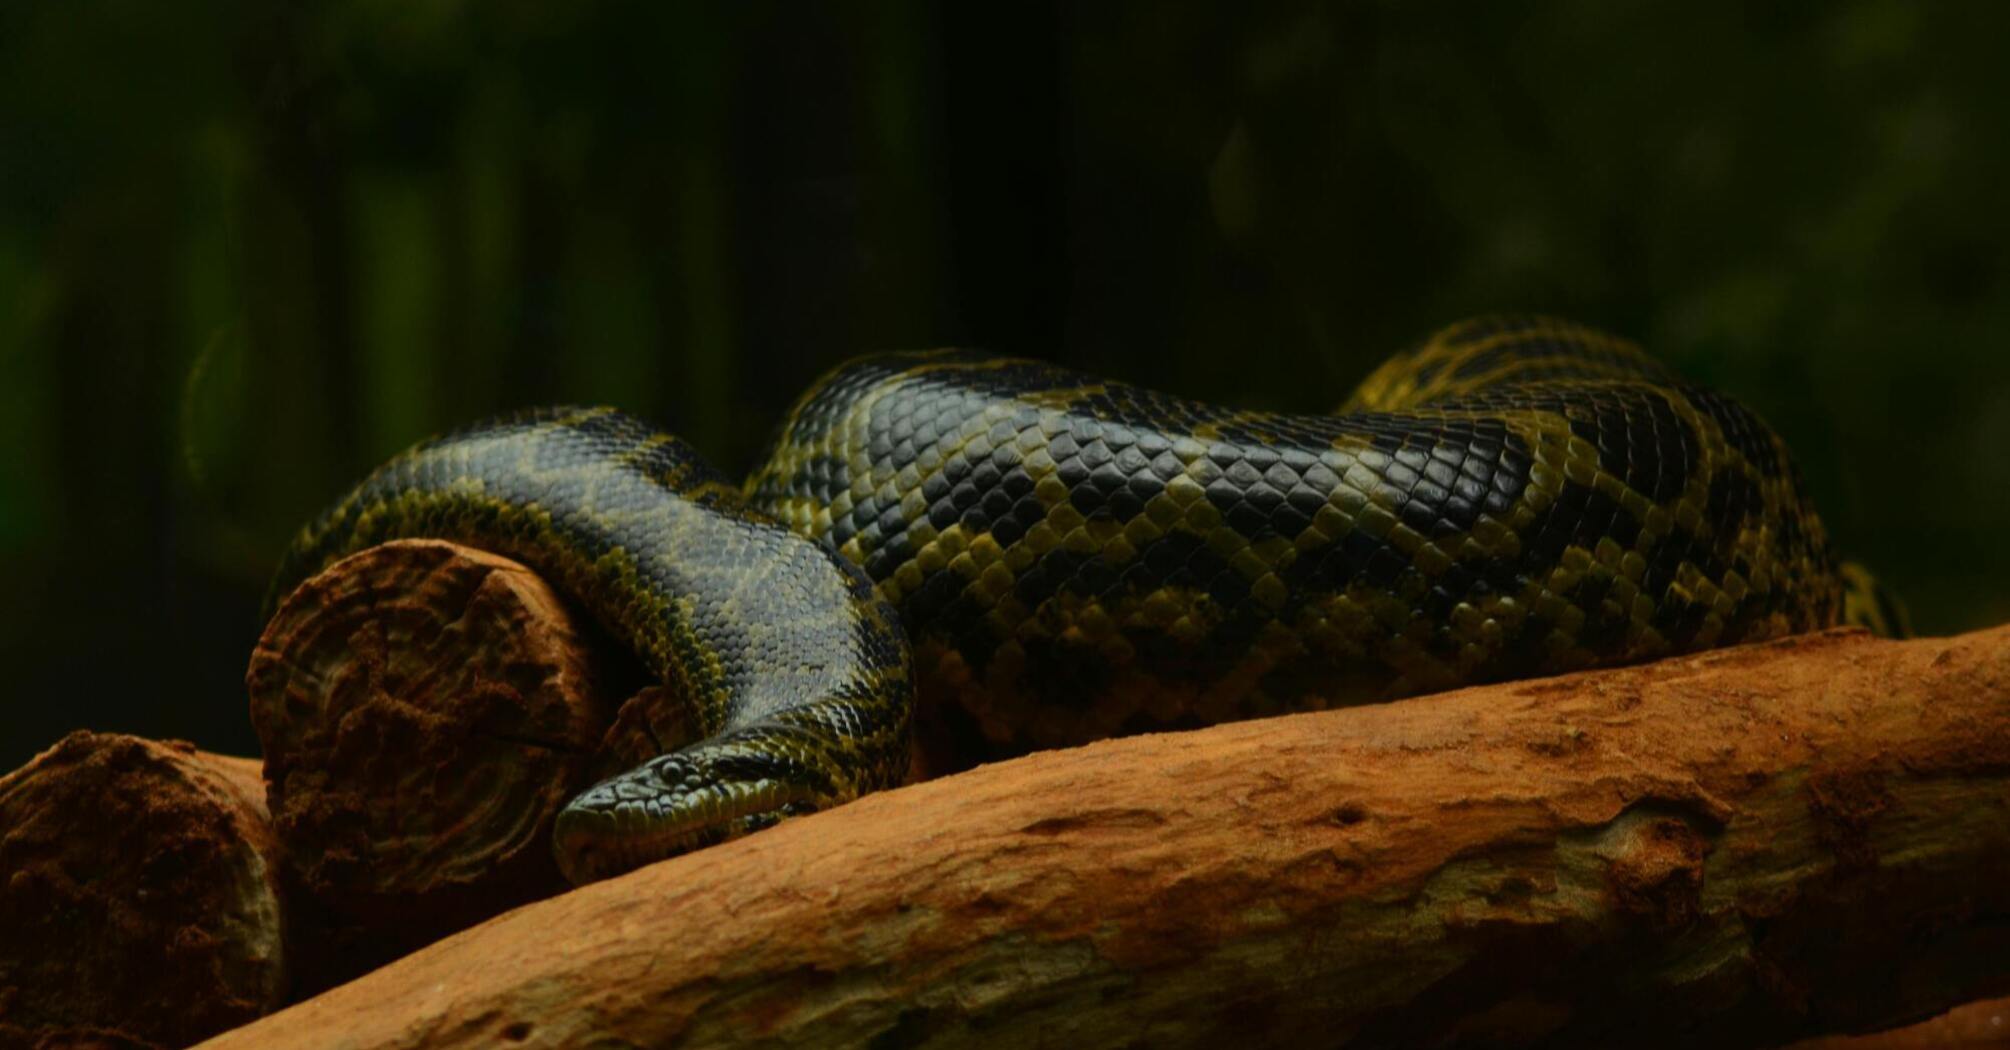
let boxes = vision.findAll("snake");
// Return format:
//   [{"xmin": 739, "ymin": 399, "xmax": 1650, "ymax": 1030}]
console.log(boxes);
[{"xmin": 267, "ymin": 316, "xmax": 1897, "ymax": 884}]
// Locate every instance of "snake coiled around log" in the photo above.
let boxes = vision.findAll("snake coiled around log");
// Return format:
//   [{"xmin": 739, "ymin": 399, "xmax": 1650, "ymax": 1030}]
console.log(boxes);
[{"xmin": 268, "ymin": 316, "xmax": 1881, "ymax": 883}]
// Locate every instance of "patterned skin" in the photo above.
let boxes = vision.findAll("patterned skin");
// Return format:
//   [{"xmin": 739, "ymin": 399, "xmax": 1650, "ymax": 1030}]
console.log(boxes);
[{"xmin": 270, "ymin": 317, "xmax": 1858, "ymax": 884}]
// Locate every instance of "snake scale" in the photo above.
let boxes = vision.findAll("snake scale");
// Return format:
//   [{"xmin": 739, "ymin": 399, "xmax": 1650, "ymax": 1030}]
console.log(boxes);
[{"xmin": 269, "ymin": 316, "xmax": 1898, "ymax": 884}]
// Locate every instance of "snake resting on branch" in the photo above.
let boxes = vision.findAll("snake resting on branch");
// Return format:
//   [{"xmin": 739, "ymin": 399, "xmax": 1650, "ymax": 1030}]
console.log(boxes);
[{"xmin": 267, "ymin": 316, "xmax": 1903, "ymax": 884}]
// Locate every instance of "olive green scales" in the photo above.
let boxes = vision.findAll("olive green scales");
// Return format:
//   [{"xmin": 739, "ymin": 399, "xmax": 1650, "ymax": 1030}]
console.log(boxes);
[{"xmin": 269, "ymin": 316, "xmax": 1870, "ymax": 883}]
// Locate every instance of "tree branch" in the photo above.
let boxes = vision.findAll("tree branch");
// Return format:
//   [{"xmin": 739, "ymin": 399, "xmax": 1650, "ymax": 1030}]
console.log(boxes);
[{"xmin": 201, "ymin": 622, "xmax": 2010, "ymax": 1049}]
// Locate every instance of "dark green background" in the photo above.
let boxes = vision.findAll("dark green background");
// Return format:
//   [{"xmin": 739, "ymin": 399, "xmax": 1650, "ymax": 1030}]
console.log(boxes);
[{"xmin": 4, "ymin": 2, "xmax": 2005, "ymax": 770}]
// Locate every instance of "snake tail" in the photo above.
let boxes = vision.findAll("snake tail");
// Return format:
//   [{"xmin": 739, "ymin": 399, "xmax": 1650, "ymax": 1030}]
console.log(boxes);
[{"xmin": 266, "ymin": 406, "xmax": 913, "ymax": 885}]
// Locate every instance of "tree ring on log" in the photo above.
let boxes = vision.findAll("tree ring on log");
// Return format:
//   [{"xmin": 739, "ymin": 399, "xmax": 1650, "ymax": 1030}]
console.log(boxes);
[{"xmin": 245, "ymin": 539, "xmax": 616, "ymax": 945}]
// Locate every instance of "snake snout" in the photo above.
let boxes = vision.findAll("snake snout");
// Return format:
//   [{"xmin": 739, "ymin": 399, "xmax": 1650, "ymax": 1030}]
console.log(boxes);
[{"xmin": 550, "ymin": 751, "xmax": 827, "ymax": 885}]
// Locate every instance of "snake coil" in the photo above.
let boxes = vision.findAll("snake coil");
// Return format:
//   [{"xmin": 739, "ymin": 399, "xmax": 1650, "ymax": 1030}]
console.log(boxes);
[{"xmin": 270, "ymin": 316, "xmax": 1870, "ymax": 883}]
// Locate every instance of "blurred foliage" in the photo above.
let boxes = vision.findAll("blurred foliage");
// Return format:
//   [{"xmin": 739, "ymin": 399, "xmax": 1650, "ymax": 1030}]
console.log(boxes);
[{"xmin": 2, "ymin": 1, "xmax": 2006, "ymax": 766}]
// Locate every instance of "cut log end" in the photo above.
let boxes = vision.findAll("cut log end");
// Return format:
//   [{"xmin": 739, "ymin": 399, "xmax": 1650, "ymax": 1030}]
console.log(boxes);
[
  {"xmin": 244, "ymin": 539, "xmax": 626, "ymax": 981},
  {"xmin": 0, "ymin": 732, "xmax": 284, "ymax": 1050}
]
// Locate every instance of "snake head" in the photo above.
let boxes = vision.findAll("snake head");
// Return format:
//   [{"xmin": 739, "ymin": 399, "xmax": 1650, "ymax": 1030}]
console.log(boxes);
[{"xmin": 551, "ymin": 746, "xmax": 828, "ymax": 885}]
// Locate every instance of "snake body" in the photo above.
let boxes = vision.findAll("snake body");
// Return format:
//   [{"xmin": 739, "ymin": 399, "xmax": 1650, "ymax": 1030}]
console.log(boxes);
[{"xmin": 271, "ymin": 317, "xmax": 1857, "ymax": 883}]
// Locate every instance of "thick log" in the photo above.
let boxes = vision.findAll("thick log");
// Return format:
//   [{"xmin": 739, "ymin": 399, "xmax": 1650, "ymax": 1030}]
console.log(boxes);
[
  {"xmin": 0, "ymin": 733, "xmax": 285, "ymax": 1050},
  {"xmin": 1790, "ymin": 993, "xmax": 2010, "ymax": 1048},
  {"xmin": 244, "ymin": 540, "xmax": 638, "ymax": 989},
  {"xmin": 202, "ymin": 624, "xmax": 2010, "ymax": 1049}
]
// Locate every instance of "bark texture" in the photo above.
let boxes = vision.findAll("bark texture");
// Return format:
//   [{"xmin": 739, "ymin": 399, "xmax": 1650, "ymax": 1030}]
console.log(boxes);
[
  {"xmin": 201, "ymin": 624, "xmax": 2010, "ymax": 1050},
  {"xmin": 0, "ymin": 733, "xmax": 285, "ymax": 1050},
  {"xmin": 244, "ymin": 539, "xmax": 631, "ymax": 989}
]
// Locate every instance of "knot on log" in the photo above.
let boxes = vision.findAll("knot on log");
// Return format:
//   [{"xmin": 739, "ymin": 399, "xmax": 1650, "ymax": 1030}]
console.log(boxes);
[{"xmin": 1600, "ymin": 806, "xmax": 1712, "ymax": 930}]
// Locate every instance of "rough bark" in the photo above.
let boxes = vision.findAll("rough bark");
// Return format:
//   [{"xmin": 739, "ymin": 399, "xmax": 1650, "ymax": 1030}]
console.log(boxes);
[
  {"xmin": 0, "ymin": 733, "xmax": 285, "ymax": 1050},
  {"xmin": 201, "ymin": 624, "xmax": 2010, "ymax": 1050},
  {"xmin": 244, "ymin": 539, "xmax": 635, "ymax": 990}
]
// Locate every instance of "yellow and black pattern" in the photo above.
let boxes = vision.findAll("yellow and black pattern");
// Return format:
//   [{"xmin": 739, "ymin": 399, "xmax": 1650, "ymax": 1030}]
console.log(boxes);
[
  {"xmin": 747, "ymin": 316, "xmax": 1843, "ymax": 758},
  {"xmin": 274, "ymin": 315, "xmax": 1857, "ymax": 884}
]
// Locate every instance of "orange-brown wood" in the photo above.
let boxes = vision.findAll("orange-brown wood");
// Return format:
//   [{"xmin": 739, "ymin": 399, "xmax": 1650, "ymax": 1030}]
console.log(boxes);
[
  {"xmin": 202, "ymin": 624, "xmax": 2010, "ymax": 1049},
  {"xmin": 1789, "ymin": 993, "xmax": 2010, "ymax": 1049}
]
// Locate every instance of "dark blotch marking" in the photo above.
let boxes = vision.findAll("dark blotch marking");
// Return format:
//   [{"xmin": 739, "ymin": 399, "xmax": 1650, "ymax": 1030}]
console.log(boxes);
[
  {"xmin": 1569, "ymin": 388, "xmax": 1697, "ymax": 504},
  {"xmin": 1687, "ymin": 387, "xmax": 1781, "ymax": 477},
  {"xmin": 1705, "ymin": 468, "xmax": 1763, "ymax": 555}
]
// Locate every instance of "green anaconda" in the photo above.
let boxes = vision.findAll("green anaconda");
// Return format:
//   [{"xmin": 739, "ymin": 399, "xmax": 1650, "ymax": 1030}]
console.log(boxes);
[{"xmin": 267, "ymin": 316, "xmax": 1897, "ymax": 884}]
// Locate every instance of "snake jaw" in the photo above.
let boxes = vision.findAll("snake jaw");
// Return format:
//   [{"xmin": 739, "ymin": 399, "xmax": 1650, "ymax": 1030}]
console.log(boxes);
[{"xmin": 552, "ymin": 752, "xmax": 823, "ymax": 885}]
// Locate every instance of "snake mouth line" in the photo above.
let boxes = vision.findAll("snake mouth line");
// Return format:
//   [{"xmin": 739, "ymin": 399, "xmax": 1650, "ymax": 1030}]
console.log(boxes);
[{"xmin": 552, "ymin": 778, "xmax": 820, "ymax": 885}]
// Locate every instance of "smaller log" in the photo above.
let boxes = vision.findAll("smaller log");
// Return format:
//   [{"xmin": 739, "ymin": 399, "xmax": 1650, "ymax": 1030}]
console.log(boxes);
[
  {"xmin": 246, "ymin": 540, "xmax": 629, "ymax": 988},
  {"xmin": 0, "ymin": 733, "xmax": 285, "ymax": 1050}
]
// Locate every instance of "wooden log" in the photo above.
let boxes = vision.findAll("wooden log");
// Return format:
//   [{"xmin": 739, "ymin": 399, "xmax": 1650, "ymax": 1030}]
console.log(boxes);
[
  {"xmin": 201, "ymin": 624, "xmax": 2010, "ymax": 1049},
  {"xmin": 244, "ymin": 539, "xmax": 636, "ymax": 991},
  {"xmin": 0, "ymin": 733, "xmax": 285, "ymax": 1050},
  {"xmin": 1788, "ymin": 993, "xmax": 2010, "ymax": 1048}
]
